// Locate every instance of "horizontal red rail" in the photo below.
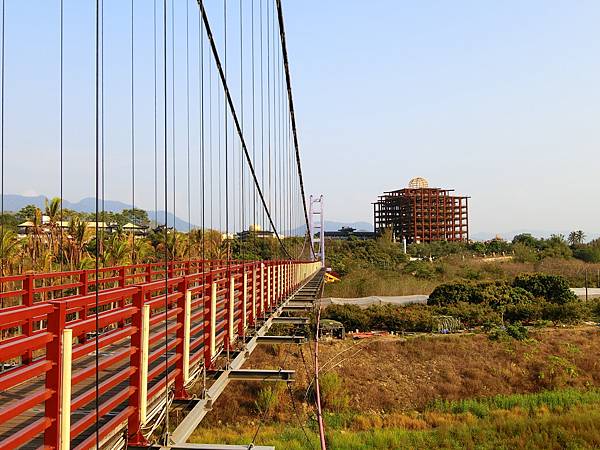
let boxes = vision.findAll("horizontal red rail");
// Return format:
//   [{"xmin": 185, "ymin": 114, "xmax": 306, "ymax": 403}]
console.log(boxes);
[{"xmin": 0, "ymin": 259, "xmax": 319, "ymax": 449}]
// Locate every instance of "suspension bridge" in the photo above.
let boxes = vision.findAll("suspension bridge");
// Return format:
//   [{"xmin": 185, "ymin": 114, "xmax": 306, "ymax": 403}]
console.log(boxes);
[{"xmin": 0, "ymin": 1, "xmax": 325, "ymax": 449}]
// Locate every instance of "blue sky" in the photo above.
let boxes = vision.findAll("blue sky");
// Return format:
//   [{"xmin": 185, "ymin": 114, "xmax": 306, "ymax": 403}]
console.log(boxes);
[
  {"xmin": 2, "ymin": 1, "xmax": 600, "ymax": 236},
  {"xmin": 285, "ymin": 1, "xmax": 600, "ymax": 235}
]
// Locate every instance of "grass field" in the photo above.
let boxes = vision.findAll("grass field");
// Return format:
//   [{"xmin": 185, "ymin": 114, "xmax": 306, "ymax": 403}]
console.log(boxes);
[
  {"xmin": 324, "ymin": 256, "xmax": 600, "ymax": 298},
  {"xmin": 191, "ymin": 388, "xmax": 600, "ymax": 449}
]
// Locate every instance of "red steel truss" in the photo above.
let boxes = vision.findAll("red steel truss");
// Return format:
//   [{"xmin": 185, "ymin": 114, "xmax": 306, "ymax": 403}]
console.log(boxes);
[{"xmin": 0, "ymin": 259, "xmax": 320, "ymax": 449}]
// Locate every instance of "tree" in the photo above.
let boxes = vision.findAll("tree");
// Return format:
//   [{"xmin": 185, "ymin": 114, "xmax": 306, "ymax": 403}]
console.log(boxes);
[
  {"xmin": 568, "ymin": 230, "xmax": 586, "ymax": 246},
  {"xmin": 512, "ymin": 233, "xmax": 538, "ymax": 248},
  {"xmin": 512, "ymin": 273, "xmax": 577, "ymax": 304},
  {"xmin": 121, "ymin": 208, "xmax": 150, "ymax": 227},
  {"xmin": 15, "ymin": 204, "xmax": 38, "ymax": 223}
]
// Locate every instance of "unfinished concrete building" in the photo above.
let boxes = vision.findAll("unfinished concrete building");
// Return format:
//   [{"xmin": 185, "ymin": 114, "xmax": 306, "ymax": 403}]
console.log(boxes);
[{"xmin": 373, "ymin": 177, "xmax": 469, "ymax": 244}]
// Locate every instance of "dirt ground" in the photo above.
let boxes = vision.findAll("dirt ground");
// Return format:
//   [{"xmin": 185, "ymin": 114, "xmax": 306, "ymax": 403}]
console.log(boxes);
[{"xmin": 196, "ymin": 326, "xmax": 600, "ymax": 425}]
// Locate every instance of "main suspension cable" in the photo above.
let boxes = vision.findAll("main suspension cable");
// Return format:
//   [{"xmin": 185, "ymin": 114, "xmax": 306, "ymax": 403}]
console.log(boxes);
[
  {"xmin": 275, "ymin": 0, "xmax": 312, "ymax": 257},
  {"xmin": 196, "ymin": 0, "xmax": 291, "ymax": 258}
]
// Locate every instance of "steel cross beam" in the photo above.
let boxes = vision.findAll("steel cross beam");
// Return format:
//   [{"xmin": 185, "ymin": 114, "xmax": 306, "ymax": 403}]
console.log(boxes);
[
  {"xmin": 255, "ymin": 335, "xmax": 305, "ymax": 344},
  {"xmin": 207, "ymin": 369, "xmax": 295, "ymax": 382},
  {"xmin": 162, "ymin": 273, "xmax": 320, "ymax": 448},
  {"xmin": 271, "ymin": 316, "xmax": 309, "ymax": 325}
]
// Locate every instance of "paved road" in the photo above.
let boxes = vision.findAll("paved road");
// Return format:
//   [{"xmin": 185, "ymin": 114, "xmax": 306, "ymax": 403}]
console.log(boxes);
[{"xmin": 572, "ymin": 288, "xmax": 600, "ymax": 298}]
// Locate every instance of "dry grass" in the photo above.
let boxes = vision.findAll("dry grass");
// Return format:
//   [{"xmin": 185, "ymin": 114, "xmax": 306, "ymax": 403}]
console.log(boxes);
[
  {"xmin": 192, "ymin": 327, "xmax": 600, "ymax": 427},
  {"xmin": 190, "ymin": 391, "xmax": 600, "ymax": 449},
  {"xmin": 324, "ymin": 257, "xmax": 600, "ymax": 299}
]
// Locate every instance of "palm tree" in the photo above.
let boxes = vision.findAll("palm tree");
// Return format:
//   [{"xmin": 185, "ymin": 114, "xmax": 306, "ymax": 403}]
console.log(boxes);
[
  {"xmin": 67, "ymin": 217, "xmax": 90, "ymax": 269},
  {"xmin": 568, "ymin": 230, "xmax": 586, "ymax": 246},
  {"xmin": 0, "ymin": 230, "xmax": 22, "ymax": 275},
  {"xmin": 105, "ymin": 234, "xmax": 131, "ymax": 267},
  {"xmin": 23, "ymin": 208, "xmax": 45, "ymax": 271}
]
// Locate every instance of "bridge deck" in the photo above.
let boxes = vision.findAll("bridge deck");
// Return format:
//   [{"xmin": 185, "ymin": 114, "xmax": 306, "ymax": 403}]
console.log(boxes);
[{"xmin": 0, "ymin": 263, "xmax": 323, "ymax": 449}]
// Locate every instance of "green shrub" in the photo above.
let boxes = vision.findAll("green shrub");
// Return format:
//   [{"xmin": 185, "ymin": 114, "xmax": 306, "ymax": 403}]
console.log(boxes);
[
  {"xmin": 316, "ymin": 372, "xmax": 349, "ymax": 412},
  {"xmin": 588, "ymin": 298, "xmax": 600, "ymax": 321},
  {"xmin": 541, "ymin": 302, "xmax": 583, "ymax": 325},
  {"xmin": 573, "ymin": 246, "xmax": 600, "ymax": 263},
  {"xmin": 323, "ymin": 304, "xmax": 370, "ymax": 332},
  {"xmin": 367, "ymin": 304, "xmax": 435, "ymax": 332},
  {"xmin": 402, "ymin": 260, "xmax": 436, "ymax": 280},
  {"xmin": 428, "ymin": 281, "xmax": 476, "ymax": 306},
  {"xmin": 429, "ymin": 280, "xmax": 533, "ymax": 309},
  {"xmin": 488, "ymin": 323, "xmax": 528, "ymax": 341},
  {"xmin": 504, "ymin": 301, "xmax": 543, "ymax": 323},
  {"xmin": 513, "ymin": 273, "xmax": 577, "ymax": 304},
  {"xmin": 433, "ymin": 302, "xmax": 501, "ymax": 328},
  {"xmin": 255, "ymin": 383, "xmax": 285, "ymax": 417},
  {"xmin": 505, "ymin": 322, "xmax": 529, "ymax": 340}
]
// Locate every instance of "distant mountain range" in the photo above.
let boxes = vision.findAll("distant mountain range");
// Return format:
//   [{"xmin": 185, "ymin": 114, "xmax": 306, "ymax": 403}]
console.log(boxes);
[
  {"xmin": 7, "ymin": 195, "xmax": 595, "ymax": 242},
  {"xmin": 471, "ymin": 230, "xmax": 600, "ymax": 243},
  {"xmin": 3, "ymin": 194, "xmax": 196, "ymax": 230}
]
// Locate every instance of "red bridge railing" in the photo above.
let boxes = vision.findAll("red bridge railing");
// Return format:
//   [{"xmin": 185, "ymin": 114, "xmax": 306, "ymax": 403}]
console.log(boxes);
[{"xmin": 0, "ymin": 259, "xmax": 321, "ymax": 449}]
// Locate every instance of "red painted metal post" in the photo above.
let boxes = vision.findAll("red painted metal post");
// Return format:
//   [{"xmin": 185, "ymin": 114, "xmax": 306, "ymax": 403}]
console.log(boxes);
[
  {"xmin": 224, "ymin": 268, "xmax": 232, "ymax": 351},
  {"xmin": 175, "ymin": 277, "xmax": 189, "ymax": 399},
  {"xmin": 79, "ymin": 271, "xmax": 89, "ymax": 296},
  {"xmin": 117, "ymin": 267, "xmax": 127, "ymax": 328},
  {"xmin": 44, "ymin": 301, "xmax": 67, "ymax": 449},
  {"xmin": 237, "ymin": 265, "xmax": 246, "ymax": 336},
  {"xmin": 127, "ymin": 287, "xmax": 147, "ymax": 445},
  {"xmin": 249, "ymin": 263, "xmax": 255, "ymax": 326},
  {"xmin": 21, "ymin": 273, "xmax": 35, "ymax": 364},
  {"xmin": 78, "ymin": 272, "xmax": 89, "ymax": 344},
  {"xmin": 203, "ymin": 272, "xmax": 213, "ymax": 368},
  {"xmin": 118, "ymin": 267, "xmax": 126, "ymax": 288},
  {"xmin": 145, "ymin": 264, "xmax": 152, "ymax": 283}
]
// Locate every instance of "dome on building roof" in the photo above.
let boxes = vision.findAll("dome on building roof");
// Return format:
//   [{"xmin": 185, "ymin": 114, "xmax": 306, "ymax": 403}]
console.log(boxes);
[
  {"xmin": 249, "ymin": 223, "xmax": 262, "ymax": 232},
  {"xmin": 408, "ymin": 177, "xmax": 429, "ymax": 189}
]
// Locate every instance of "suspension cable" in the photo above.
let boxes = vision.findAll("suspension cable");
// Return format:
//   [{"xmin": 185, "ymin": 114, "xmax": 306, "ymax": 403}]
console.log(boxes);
[
  {"xmin": 171, "ymin": 0, "xmax": 176, "ymax": 237},
  {"xmin": 251, "ymin": 0, "xmax": 256, "ymax": 257},
  {"xmin": 1, "ymin": 0, "xmax": 5, "ymax": 262},
  {"xmin": 224, "ymin": 0, "xmax": 229, "ymax": 260},
  {"xmin": 196, "ymin": 0, "xmax": 291, "ymax": 258},
  {"xmin": 314, "ymin": 306, "xmax": 327, "ymax": 450},
  {"xmin": 131, "ymin": 0, "xmax": 135, "ymax": 262},
  {"xmin": 239, "ymin": 0, "xmax": 245, "ymax": 259},
  {"xmin": 186, "ymin": 0, "xmax": 191, "ymax": 258},
  {"xmin": 163, "ymin": 0, "xmax": 170, "ymax": 444},
  {"xmin": 199, "ymin": 1, "xmax": 205, "ymax": 267},
  {"xmin": 59, "ymin": 0, "xmax": 63, "ymax": 271},
  {"xmin": 94, "ymin": 0, "xmax": 101, "ymax": 445},
  {"xmin": 275, "ymin": 0, "xmax": 312, "ymax": 256},
  {"xmin": 154, "ymin": 0, "xmax": 158, "ymax": 225}
]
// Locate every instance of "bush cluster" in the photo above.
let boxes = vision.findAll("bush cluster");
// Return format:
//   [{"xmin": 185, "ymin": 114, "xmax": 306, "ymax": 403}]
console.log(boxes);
[
  {"xmin": 428, "ymin": 273, "xmax": 581, "ymax": 325},
  {"xmin": 323, "ymin": 304, "xmax": 436, "ymax": 333},
  {"xmin": 324, "ymin": 273, "xmax": 592, "ymax": 333}
]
